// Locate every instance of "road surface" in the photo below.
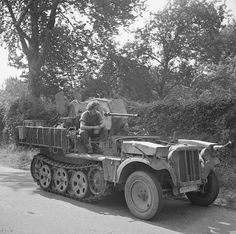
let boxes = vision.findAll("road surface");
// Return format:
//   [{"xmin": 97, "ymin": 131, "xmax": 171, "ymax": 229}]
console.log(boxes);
[{"xmin": 0, "ymin": 166, "xmax": 235, "ymax": 234}]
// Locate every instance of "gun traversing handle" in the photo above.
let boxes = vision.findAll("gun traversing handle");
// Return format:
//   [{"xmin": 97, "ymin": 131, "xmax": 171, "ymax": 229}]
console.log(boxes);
[{"xmin": 104, "ymin": 112, "xmax": 138, "ymax": 117}]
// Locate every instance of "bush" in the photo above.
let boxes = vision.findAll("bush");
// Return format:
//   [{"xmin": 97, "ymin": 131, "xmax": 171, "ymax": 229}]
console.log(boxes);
[
  {"xmin": 128, "ymin": 97, "xmax": 236, "ymax": 145},
  {"xmin": 4, "ymin": 96, "xmax": 56, "ymax": 142},
  {"xmin": 0, "ymin": 106, "xmax": 5, "ymax": 131},
  {"xmin": 0, "ymin": 105, "xmax": 6, "ymax": 144}
]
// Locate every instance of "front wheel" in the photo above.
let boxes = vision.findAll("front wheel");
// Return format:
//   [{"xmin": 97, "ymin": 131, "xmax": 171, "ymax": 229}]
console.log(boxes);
[
  {"xmin": 186, "ymin": 170, "xmax": 219, "ymax": 206},
  {"xmin": 124, "ymin": 171, "xmax": 163, "ymax": 220}
]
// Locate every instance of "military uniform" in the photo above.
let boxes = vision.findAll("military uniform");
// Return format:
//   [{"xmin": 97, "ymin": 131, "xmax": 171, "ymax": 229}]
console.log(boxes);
[{"xmin": 79, "ymin": 110, "xmax": 107, "ymax": 153}]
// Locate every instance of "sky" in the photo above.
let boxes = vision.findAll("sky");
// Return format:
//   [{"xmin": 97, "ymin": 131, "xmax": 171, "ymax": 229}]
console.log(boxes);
[{"xmin": 0, "ymin": 0, "xmax": 235, "ymax": 87}]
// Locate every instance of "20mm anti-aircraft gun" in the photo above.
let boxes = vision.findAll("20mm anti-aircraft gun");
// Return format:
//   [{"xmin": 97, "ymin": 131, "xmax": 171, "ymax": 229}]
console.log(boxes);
[{"xmin": 16, "ymin": 95, "xmax": 227, "ymax": 220}]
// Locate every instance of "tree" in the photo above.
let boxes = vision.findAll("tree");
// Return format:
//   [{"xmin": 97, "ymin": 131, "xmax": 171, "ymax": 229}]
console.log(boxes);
[
  {"xmin": 0, "ymin": 0, "xmax": 145, "ymax": 98},
  {"xmin": 190, "ymin": 20, "xmax": 236, "ymax": 100},
  {"xmin": 0, "ymin": 77, "xmax": 28, "ymax": 108},
  {"xmin": 84, "ymin": 53, "xmax": 152, "ymax": 101},
  {"xmin": 0, "ymin": 77, "xmax": 29, "ymax": 142},
  {"xmin": 127, "ymin": 0, "xmax": 226, "ymax": 99},
  {"xmin": 220, "ymin": 20, "xmax": 236, "ymax": 58},
  {"xmin": 191, "ymin": 56, "xmax": 236, "ymax": 100}
]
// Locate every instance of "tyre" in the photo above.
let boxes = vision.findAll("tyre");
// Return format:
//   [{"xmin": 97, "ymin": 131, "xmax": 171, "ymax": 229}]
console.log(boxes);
[
  {"xmin": 186, "ymin": 170, "xmax": 219, "ymax": 206},
  {"xmin": 124, "ymin": 171, "xmax": 163, "ymax": 220},
  {"xmin": 30, "ymin": 156, "xmax": 43, "ymax": 180}
]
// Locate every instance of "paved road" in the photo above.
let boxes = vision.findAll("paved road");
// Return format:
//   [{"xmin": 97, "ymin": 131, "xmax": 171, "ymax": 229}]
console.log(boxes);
[{"xmin": 0, "ymin": 166, "xmax": 236, "ymax": 234}]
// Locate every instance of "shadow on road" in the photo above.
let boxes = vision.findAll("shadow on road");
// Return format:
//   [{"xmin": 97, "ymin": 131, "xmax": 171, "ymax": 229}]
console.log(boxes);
[
  {"xmin": 1, "ymin": 167, "xmax": 236, "ymax": 234},
  {"xmin": 154, "ymin": 199, "xmax": 236, "ymax": 234},
  {"xmin": 35, "ymin": 184, "xmax": 236, "ymax": 234},
  {"xmin": 0, "ymin": 170, "xmax": 33, "ymax": 191}
]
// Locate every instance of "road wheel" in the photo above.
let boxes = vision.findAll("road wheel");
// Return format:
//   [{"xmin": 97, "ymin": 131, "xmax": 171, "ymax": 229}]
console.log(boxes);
[
  {"xmin": 88, "ymin": 167, "xmax": 107, "ymax": 196},
  {"xmin": 124, "ymin": 171, "xmax": 163, "ymax": 220},
  {"xmin": 31, "ymin": 156, "xmax": 43, "ymax": 180},
  {"xmin": 70, "ymin": 171, "xmax": 88, "ymax": 199},
  {"xmin": 53, "ymin": 168, "xmax": 69, "ymax": 193},
  {"xmin": 39, "ymin": 165, "xmax": 52, "ymax": 189},
  {"xmin": 186, "ymin": 170, "xmax": 219, "ymax": 206}
]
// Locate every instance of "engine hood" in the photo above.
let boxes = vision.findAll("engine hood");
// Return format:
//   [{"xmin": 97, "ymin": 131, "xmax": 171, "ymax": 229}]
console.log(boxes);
[{"xmin": 121, "ymin": 140, "xmax": 169, "ymax": 157}]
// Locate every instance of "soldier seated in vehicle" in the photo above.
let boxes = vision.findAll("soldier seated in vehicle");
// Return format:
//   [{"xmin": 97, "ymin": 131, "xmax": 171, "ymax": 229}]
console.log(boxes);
[{"xmin": 79, "ymin": 100, "xmax": 107, "ymax": 154}]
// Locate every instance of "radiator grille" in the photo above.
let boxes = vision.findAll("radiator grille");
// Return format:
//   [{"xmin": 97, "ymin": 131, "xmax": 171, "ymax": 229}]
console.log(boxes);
[{"xmin": 178, "ymin": 149, "xmax": 200, "ymax": 182}]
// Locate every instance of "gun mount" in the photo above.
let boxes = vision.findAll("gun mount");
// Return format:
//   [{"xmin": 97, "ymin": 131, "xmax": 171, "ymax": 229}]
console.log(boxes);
[{"xmin": 54, "ymin": 93, "xmax": 137, "ymax": 136}]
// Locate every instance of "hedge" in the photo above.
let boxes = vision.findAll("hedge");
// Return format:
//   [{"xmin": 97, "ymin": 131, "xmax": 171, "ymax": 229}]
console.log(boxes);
[{"xmin": 127, "ymin": 98, "xmax": 236, "ymax": 146}]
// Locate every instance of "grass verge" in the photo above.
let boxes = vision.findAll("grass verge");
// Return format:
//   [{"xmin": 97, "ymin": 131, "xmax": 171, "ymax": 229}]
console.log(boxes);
[{"xmin": 0, "ymin": 144, "xmax": 36, "ymax": 170}]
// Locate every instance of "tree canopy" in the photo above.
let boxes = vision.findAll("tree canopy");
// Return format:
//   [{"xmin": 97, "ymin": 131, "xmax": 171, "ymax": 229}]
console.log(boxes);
[
  {"xmin": 84, "ymin": 53, "xmax": 152, "ymax": 101},
  {"xmin": 1, "ymin": 0, "xmax": 236, "ymax": 103},
  {"xmin": 0, "ymin": 0, "xmax": 145, "ymax": 98},
  {"xmin": 125, "ymin": 0, "xmax": 227, "ymax": 99},
  {"xmin": 1, "ymin": 0, "xmax": 236, "ymax": 145}
]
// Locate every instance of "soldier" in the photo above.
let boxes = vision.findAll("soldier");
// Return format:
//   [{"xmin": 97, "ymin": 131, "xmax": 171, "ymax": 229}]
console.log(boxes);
[{"xmin": 79, "ymin": 100, "xmax": 107, "ymax": 154}]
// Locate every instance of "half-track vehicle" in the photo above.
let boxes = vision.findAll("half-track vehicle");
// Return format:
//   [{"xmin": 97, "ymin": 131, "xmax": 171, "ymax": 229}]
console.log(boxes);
[{"xmin": 16, "ymin": 93, "xmax": 226, "ymax": 220}]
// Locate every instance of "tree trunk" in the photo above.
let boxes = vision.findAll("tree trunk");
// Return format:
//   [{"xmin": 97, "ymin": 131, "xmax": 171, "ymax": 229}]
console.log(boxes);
[{"xmin": 28, "ymin": 59, "xmax": 41, "ymax": 98}]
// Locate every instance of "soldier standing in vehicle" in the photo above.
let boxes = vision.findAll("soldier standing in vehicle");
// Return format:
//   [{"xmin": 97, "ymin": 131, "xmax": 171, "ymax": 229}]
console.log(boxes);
[{"xmin": 79, "ymin": 100, "xmax": 107, "ymax": 154}]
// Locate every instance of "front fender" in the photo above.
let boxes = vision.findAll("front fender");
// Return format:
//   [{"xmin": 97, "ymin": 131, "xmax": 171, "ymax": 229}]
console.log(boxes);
[
  {"xmin": 200, "ymin": 148, "xmax": 220, "ymax": 179},
  {"xmin": 116, "ymin": 157, "xmax": 178, "ymax": 186}
]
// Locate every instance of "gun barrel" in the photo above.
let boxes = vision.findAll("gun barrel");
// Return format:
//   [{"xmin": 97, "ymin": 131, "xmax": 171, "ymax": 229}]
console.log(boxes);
[{"xmin": 104, "ymin": 112, "xmax": 138, "ymax": 117}]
